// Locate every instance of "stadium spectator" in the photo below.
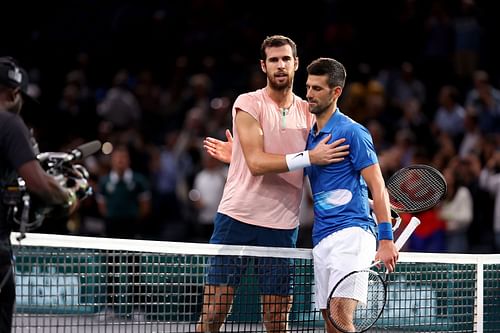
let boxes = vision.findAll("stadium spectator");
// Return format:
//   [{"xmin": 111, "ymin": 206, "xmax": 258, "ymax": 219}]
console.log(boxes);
[
  {"xmin": 479, "ymin": 150, "xmax": 500, "ymax": 250},
  {"xmin": 439, "ymin": 166, "xmax": 473, "ymax": 253}
]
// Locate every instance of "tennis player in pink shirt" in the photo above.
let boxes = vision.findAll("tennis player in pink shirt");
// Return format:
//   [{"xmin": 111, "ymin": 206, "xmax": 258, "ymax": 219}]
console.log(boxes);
[{"xmin": 196, "ymin": 35, "xmax": 349, "ymax": 333}]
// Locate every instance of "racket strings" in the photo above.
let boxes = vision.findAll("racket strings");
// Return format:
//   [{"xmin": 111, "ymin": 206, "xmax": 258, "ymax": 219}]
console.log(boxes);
[
  {"xmin": 387, "ymin": 168, "xmax": 446, "ymax": 213},
  {"xmin": 329, "ymin": 270, "xmax": 386, "ymax": 332}
]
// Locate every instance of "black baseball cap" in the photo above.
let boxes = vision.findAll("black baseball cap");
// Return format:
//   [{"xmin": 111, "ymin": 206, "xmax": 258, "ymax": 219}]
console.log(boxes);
[{"xmin": 0, "ymin": 56, "xmax": 38, "ymax": 104}]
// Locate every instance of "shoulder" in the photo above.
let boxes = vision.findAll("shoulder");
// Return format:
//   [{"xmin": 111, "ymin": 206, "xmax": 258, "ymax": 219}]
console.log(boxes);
[
  {"xmin": 234, "ymin": 89, "xmax": 266, "ymax": 118},
  {"xmin": 235, "ymin": 89, "xmax": 264, "ymax": 104},
  {"xmin": 0, "ymin": 110, "xmax": 23, "ymax": 127},
  {"xmin": 335, "ymin": 114, "xmax": 373, "ymax": 147},
  {"xmin": 337, "ymin": 112, "xmax": 367, "ymax": 133},
  {"xmin": 0, "ymin": 111, "xmax": 30, "ymax": 141}
]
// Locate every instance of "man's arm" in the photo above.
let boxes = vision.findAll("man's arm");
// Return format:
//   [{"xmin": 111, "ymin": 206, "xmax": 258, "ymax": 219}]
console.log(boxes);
[
  {"xmin": 208, "ymin": 112, "xmax": 349, "ymax": 176},
  {"xmin": 361, "ymin": 163, "xmax": 399, "ymax": 272},
  {"xmin": 236, "ymin": 111, "xmax": 348, "ymax": 175},
  {"xmin": 236, "ymin": 111, "xmax": 291, "ymax": 175}
]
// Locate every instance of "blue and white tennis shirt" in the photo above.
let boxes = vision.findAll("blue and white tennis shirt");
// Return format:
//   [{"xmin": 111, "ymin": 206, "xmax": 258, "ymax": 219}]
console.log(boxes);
[{"xmin": 305, "ymin": 109, "xmax": 378, "ymax": 247}]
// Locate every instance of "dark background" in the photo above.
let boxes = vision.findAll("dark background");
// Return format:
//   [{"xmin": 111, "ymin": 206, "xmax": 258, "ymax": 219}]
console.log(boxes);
[
  {"xmin": 2, "ymin": 0, "xmax": 499, "ymax": 127},
  {"xmin": 1, "ymin": 0, "xmax": 498, "ymax": 252}
]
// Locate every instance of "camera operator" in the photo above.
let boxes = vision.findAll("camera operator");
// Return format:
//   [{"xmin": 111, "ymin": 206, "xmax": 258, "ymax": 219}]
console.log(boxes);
[{"xmin": 0, "ymin": 56, "xmax": 78, "ymax": 332}]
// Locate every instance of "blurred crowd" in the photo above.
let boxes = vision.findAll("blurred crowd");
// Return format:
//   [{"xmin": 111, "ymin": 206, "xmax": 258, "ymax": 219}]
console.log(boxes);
[{"xmin": 10, "ymin": 0, "xmax": 500, "ymax": 253}]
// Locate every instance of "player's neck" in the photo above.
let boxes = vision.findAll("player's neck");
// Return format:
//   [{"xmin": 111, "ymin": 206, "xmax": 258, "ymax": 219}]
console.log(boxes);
[
  {"xmin": 315, "ymin": 105, "xmax": 337, "ymax": 131},
  {"xmin": 264, "ymin": 87, "xmax": 294, "ymax": 109}
]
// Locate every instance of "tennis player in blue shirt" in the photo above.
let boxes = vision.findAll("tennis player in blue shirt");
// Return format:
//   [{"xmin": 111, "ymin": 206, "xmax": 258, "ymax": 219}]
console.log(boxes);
[{"xmin": 304, "ymin": 57, "xmax": 398, "ymax": 332}]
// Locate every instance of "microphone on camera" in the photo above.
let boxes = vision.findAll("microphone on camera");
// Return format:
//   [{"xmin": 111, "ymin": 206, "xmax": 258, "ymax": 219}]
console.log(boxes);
[{"xmin": 68, "ymin": 140, "xmax": 102, "ymax": 161}]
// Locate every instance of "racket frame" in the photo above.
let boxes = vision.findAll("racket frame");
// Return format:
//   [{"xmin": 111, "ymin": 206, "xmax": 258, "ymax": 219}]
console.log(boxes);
[
  {"xmin": 386, "ymin": 164, "xmax": 447, "ymax": 214},
  {"xmin": 327, "ymin": 267, "xmax": 387, "ymax": 333}
]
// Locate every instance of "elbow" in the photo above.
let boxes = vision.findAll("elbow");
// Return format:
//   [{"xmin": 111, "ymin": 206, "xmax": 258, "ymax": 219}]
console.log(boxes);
[
  {"xmin": 251, "ymin": 170, "xmax": 265, "ymax": 176},
  {"xmin": 247, "ymin": 164, "xmax": 265, "ymax": 176},
  {"xmin": 246, "ymin": 159, "xmax": 266, "ymax": 176}
]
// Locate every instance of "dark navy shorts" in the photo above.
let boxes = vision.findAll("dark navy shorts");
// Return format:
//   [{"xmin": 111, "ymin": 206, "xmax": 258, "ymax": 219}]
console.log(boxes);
[{"xmin": 206, "ymin": 213, "xmax": 298, "ymax": 295}]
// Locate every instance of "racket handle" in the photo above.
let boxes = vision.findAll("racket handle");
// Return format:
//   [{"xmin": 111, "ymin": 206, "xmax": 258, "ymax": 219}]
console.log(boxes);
[
  {"xmin": 394, "ymin": 217, "xmax": 421, "ymax": 250},
  {"xmin": 369, "ymin": 217, "xmax": 420, "ymax": 268}
]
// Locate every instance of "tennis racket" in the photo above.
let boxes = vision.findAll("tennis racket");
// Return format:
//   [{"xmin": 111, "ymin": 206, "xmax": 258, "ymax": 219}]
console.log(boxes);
[
  {"xmin": 326, "ymin": 216, "xmax": 421, "ymax": 333},
  {"xmin": 386, "ymin": 164, "xmax": 447, "ymax": 214},
  {"xmin": 370, "ymin": 164, "xmax": 446, "ymax": 233}
]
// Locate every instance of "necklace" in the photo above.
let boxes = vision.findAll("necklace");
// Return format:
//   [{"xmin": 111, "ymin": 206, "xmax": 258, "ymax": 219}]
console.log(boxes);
[{"xmin": 280, "ymin": 96, "xmax": 294, "ymax": 129}]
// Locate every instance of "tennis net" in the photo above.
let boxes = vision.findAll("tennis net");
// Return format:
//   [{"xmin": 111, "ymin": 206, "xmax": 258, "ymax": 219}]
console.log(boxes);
[{"xmin": 10, "ymin": 232, "xmax": 500, "ymax": 332}]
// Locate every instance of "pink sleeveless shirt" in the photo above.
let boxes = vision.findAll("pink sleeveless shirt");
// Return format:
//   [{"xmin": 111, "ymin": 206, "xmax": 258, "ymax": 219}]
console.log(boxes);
[{"xmin": 218, "ymin": 88, "xmax": 313, "ymax": 229}]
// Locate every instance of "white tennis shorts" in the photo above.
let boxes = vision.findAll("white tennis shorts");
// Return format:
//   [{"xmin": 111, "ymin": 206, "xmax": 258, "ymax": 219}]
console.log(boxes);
[{"xmin": 312, "ymin": 227, "xmax": 376, "ymax": 309}]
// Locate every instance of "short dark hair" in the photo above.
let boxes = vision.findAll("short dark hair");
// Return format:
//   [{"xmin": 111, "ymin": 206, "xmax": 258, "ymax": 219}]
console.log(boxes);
[
  {"xmin": 306, "ymin": 57, "xmax": 346, "ymax": 88},
  {"xmin": 260, "ymin": 35, "xmax": 298, "ymax": 61}
]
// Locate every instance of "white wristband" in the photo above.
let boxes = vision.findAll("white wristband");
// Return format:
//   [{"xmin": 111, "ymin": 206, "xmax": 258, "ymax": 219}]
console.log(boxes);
[{"xmin": 286, "ymin": 151, "xmax": 311, "ymax": 171}]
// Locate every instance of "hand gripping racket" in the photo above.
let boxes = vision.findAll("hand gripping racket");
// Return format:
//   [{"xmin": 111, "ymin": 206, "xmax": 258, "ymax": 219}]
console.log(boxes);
[{"xmin": 326, "ymin": 216, "xmax": 421, "ymax": 333}]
